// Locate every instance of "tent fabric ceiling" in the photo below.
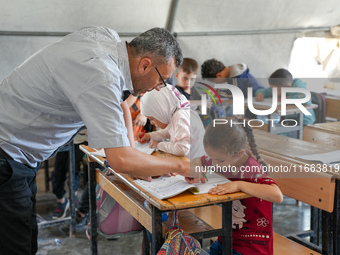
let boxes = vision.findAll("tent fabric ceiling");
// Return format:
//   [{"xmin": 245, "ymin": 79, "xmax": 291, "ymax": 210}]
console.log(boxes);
[
  {"xmin": 173, "ymin": 0, "xmax": 340, "ymax": 33},
  {"xmin": 1, "ymin": 0, "xmax": 339, "ymax": 33},
  {"xmin": 0, "ymin": 0, "xmax": 171, "ymax": 33},
  {"xmin": 0, "ymin": 0, "xmax": 339, "ymax": 80}
]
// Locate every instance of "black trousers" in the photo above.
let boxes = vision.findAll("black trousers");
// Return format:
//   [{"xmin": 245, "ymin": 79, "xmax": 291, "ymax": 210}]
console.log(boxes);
[
  {"xmin": 0, "ymin": 157, "xmax": 40, "ymax": 255},
  {"xmin": 51, "ymin": 143, "xmax": 86, "ymax": 199}
]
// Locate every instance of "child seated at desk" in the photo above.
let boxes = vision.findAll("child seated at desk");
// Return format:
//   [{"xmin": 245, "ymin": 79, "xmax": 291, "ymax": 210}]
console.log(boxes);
[
  {"xmin": 193, "ymin": 117, "xmax": 283, "ymax": 255},
  {"xmin": 174, "ymin": 57, "xmax": 198, "ymax": 100},
  {"xmin": 136, "ymin": 85, "xmax": 206, "ymax": 159},
  {"xmin": 255, "ymin": 68, "xmax": 316, "ymax": 125}
]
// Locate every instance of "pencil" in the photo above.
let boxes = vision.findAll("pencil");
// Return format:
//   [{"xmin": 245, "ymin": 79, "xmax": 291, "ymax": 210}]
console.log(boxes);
[
  {"xmin": 140, "ymin": 130, "xmax": 146, "ymax": 139},
  {"xmin": 202, "ymin": 173, "xmax": 207, "ymax": 181}
]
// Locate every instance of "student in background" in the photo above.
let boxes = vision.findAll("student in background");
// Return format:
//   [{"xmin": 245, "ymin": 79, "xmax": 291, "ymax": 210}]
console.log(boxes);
[
  {"xmin": 51, "ymin": 129, "xmax": 87, "ymax": 219},
  {"xmin": 192, "ymin": 117, "xmax": 283, "ymax": 255},
  {"xmin": 174, "ymin": 57, "xmax": 199, "ymax": 100},
  {"xmin": 125, "ymin": 94, "xmax": 153, "ymax": 138},
  {"xmin": 201, "ymin": 58, "xmax": 264, "ymax": 98},
  {"xmin": 255, "ymin": 68, "xmax": 316, "ymax": 125},
  {"xmin": 137, "ymin": 85, "xmax": 206, "ymax": 159},
  {"xmin": 174, "ymin": 57, "xmax": 217, "ymax": 126}
]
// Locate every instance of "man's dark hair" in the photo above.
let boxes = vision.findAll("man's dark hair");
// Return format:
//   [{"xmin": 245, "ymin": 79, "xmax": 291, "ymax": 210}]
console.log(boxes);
[
  {"xmin": 129, "ymin": 27, "xmax": 183, "ymax": 67},
  {"xmin": 268, "ymin": 68, "xmax": 293, "ymax": 87},
  {"xmin": 201, "ymin": 58, "xmax": 225, "ymax": 78}
]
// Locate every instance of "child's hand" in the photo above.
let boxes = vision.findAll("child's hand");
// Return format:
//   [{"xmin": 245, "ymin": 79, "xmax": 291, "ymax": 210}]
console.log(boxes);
[
  {"xmin": 209, "ymin": 181, "xmax": 241, "ymax": 195},
  {"xmin": 165, "ymin": 172, "xmax": 176, "ymax": 177},
  {"xmin": 134, "ymin": 113, "xmax": 147, "ymax": 127},
  {"xmin": 134, "ymin": 176, "xmax": 152, "ymax": 182},
  {"xmin": 256, "ymin": 93, "xmax": 264, "ymax": 101},
  {"xmin": 185, "ymin": 177, "xmax": 207, "ymax": 184},
  {"xmin": 136, "ymin": 132, "xmax": 151, "ymax": 143},
  {"xmin": 149, "ymin": 140, "xmax": 159, "ymax": 148}
]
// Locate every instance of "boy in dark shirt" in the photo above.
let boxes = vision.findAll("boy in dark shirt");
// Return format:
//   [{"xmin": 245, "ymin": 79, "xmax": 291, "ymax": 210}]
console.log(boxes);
[{"xmin": 175, "ymin": 58, "xmax": 199, "ymax": 100}]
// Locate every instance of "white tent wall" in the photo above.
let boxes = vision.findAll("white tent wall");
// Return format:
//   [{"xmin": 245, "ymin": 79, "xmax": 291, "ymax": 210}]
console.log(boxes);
[
  {"xmin": 1, "ymin": 0, "xmax": 339, "ymax": 83},
  {"xmin": 172, "ymin": 0, "xmax": 339, "ymax": 32},
  {"xmin": 177, "ymin": 33, "xmax": 297, "ymax": 83},
  {"xmin": 0, "ymin": 33, "xmax": 296, "ymax": 83}
]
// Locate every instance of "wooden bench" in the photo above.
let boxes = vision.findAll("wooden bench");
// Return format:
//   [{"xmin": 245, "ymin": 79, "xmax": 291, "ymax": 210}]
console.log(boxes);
[{"xmin": 273, "ymin": 233, "xmax": 320, "ymax": 255}]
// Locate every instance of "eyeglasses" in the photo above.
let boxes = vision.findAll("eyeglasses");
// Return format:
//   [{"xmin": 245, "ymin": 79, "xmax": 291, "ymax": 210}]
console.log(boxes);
[{"xmin": 154, "ymin": 66, "xmax": 167, "ymax": 89}]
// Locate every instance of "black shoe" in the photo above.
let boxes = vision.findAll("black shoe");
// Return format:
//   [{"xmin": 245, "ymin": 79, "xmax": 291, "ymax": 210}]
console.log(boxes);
[
  {"xmin": 52, "ymin": 198, "xmax": 70, "ymax": 219},
  {"xmin": 76, "ymin": 210, "xmax": 88, "ymax": 228}
]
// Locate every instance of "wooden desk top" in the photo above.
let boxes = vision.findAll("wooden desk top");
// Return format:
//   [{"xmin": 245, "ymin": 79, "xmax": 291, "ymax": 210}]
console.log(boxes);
[
  {"xmin": 305, "ymin": 121, "xmax": 340, "ymax": 134},
  {"xmin": 253, "ymin": 129, "xmax": 340, "ymax": 179},
  {"xmin": 254, "ymin": 129, "xmax": 332, "ymax": 157},
  {"xmin": 80, "ymin": 145, "xmax": 251, "ymax": 211}
]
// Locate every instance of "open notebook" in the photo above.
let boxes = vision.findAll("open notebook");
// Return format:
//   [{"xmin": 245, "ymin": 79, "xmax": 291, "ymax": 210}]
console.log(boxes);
[
  {"xmin": 296, "ymin": 150, "xmax": 340, "ymax": 168},
  {"xmin": 134, "ymin": 171, "xmax": 230, "ymax": 200},
  {"xmin": 91, "ymin": 141, "xmax": 155, "ymax": 157}
]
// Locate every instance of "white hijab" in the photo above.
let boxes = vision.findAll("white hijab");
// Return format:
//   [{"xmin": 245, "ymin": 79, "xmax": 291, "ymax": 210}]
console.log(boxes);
[{"xmin": 141, "ymin": 85, "xmax": 190, "ymax": 124}]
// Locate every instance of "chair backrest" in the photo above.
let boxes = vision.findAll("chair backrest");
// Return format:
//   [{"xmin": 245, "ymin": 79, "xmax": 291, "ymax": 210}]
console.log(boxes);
[
  {"xmin": 311, "ymin": 92, "xmax": 327, "ymax": 123},
  {"xmin": 261, "ymin": 153, "xmax": 335, "ymax": 212},
  {"xmin": 325, "ymin": 95, "xmax": 340, "ymax": 120}
]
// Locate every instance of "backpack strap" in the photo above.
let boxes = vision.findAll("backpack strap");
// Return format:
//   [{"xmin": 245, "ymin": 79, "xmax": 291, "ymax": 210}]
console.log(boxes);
[{"xmin": 170, "ymin": 210, "xmax": 180, "ymax": 227}]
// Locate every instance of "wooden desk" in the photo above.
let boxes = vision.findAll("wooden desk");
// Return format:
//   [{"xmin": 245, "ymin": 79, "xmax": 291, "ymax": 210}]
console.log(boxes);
[
  {"xmin": 253, "ymin": 129, "xmax": 340, "ymax": 254},
  {"xmin": 254, "ymin": 129, "xmax": 340, "ymax": 179},
  {"xmin": 303, "ymin": 121, "xmax": 340, "ymax": 150},
  {"xmin": 222, "ymin": 97, "xmax": 317, "ymax": 139},
  {"xmin": 325, "ymin": 95, "xmax": 340, "ymax": 119},
  {"xmin": 80, "ymin": 145, "xmax": 250, "ymax": 255},
  {"xmin": 254, "ymin": 103, "xmax": 317, "ymax": 139}
]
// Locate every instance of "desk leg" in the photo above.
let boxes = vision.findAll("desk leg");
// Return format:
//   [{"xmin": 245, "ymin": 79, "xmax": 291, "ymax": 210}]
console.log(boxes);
[
  {"xmin": 322, "ymin": 210, "xmax": 332, "ymax": 255},
  {"xmin": 322, "ymin": 179, "xmax": 340, "ymax": 255},
  {"xmin": 310, "ymin": 207, "xmax": 321, "ymax": 245},
  {"xmin": 143, "ymin": 228, "xmax": 150, "ymax": 255},
  {"xmin": 88, "ymin": 160, "xmax": 98, "ymax": 255},
  {"xmin": 221, "ymin": 202, "xmax": 233, "ymax": 255},
  {"xmin": 68, "ymin": 143, "xmax": 76, "ymax": 237},
  {"xmin": 44, "ymin": 160, "xmax": 50, "ymax": 192},
  {"xmin": 333, "ymin": 179, "xmax": 340, "ymax": 255},
  {"xmin": 151, "ymin": 206, "xmax": 163, "ymax": 255},
  {"xmin": 297, "ymin": 112, "xmax": 303, "ymax": 139}
]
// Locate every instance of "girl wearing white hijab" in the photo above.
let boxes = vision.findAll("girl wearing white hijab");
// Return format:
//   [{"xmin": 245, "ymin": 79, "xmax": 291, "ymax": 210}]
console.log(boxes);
[{"xmin": 137, "ymin": 85, "xmax": 205, "ymax": 159}]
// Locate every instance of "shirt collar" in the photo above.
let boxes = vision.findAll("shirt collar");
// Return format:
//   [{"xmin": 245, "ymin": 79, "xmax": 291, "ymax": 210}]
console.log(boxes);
[{"xmin": 117, "ymin": 41, "xmax": 134, "ymax": 93}]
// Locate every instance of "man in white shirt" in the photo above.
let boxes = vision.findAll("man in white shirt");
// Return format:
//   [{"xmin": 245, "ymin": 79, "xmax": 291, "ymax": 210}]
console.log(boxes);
[{"xmin": 0, "ymin": 26, "xmax": 194, "ymax": 254}]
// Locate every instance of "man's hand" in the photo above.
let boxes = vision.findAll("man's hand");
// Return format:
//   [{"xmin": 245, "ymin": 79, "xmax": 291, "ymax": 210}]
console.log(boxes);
[{"xmin": 184, "ymin": 157, "xmax": 207, "ymax": 184}]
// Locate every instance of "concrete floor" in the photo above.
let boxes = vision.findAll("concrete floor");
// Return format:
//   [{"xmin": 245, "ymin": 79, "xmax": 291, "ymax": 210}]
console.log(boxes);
[
  {"xmin": 35, "ymin": 169, "xmax": 312, "ymax": 255},
  {"xmin": 36, "ymin": 192, "xmax": 145, "ymax": 255},
  {"xmin": 36, "ymin": 194, "xmax": 311, "ymax": 255}
]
